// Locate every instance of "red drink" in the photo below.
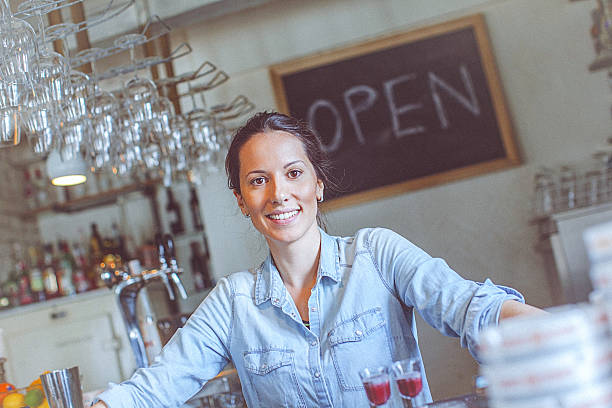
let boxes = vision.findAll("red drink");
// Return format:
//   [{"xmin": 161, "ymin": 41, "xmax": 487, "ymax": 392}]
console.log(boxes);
[
  {"xmin": 396, "ymin": 374, "xmax": 423, "ymax": 398},
  {"xmin": 363, "ymin": 376, "xmax": 391, "ymax": 406}
]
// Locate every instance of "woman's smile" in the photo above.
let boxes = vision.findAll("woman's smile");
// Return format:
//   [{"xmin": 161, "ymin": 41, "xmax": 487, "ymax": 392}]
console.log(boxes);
[{"xmin": 267, "ymin": 209, "xmax": 301, "ymax": 223}]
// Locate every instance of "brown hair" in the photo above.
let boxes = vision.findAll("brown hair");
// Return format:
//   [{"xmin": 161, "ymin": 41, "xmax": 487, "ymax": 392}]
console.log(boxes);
[{"xmin": 225, "ymin": 111, "xmax": 336, "ymax": 226}]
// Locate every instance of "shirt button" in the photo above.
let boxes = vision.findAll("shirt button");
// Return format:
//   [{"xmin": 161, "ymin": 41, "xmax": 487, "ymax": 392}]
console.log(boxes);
[
  {"xmin": 314, "ymin": 371, "xmax": 321, "ymax": 378},
  {"xmin": 355, "ymin": 330, "xmax": 363, "ymax": 336},
  {"xmin": 311, "ymin": 307, "xmax": 317, "ymax": 312},
  {"xmin": 310, "ymin": 340, "xmax": 317, "ymax": 346},
  {"xmin": 291, "ymin": 313, "xmax": 296, "ymax": 318}
]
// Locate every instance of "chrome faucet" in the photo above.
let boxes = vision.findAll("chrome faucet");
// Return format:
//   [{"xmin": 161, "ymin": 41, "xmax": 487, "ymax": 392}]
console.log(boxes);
[{"xmin": 101, "ymin": 233, "xmax": 187, "ymax": 368}]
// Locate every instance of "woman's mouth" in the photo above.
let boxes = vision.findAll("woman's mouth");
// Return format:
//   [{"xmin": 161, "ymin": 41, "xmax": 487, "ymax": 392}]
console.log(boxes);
[{"xmin": 267, "ymin": 209, "xmax": 300, "ymax": 221}]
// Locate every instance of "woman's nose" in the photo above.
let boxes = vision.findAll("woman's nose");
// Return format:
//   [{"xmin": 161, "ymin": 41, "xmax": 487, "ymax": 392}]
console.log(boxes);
[{"xmin": 270, "ymin": 178, "xmax": 289, "ymax": 204}]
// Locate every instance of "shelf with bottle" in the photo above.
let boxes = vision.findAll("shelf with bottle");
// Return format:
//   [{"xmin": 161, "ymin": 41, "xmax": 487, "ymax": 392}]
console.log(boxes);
[
  {"xmin": 530, "ymin": 149, "xmax": 612, "ymax": 229},
  {"xmin": 164, "ymin": 184, "xmax": 206, "ymax": 241},
  {"xmin": 20, "ymin": 173, "xmax": 161, "ymax": 218},
  {"xmin": 0, "ymin": 240, "xmax": 99, "ymax": 313},
  {"xmin": 0, "ymin": 219, "xmax": 138, "ymax": 313}
]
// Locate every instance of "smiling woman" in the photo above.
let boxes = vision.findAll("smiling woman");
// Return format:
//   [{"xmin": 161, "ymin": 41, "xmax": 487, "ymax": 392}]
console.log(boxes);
[{"xmin": 91, "ymin": 112, "xmax": 543, "ymax": 408}]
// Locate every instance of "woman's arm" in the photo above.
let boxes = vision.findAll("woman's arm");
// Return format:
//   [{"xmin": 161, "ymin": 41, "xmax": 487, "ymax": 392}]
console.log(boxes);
[
  {"xmin": 500, "ymin": 299, "xmax": 546, "ymax": 320},
  {"xmin": 364, "ymin": 227, "xmax": 526, "ymax": 358},
  {"xmin": 95, "ymin": 278, "xmax": 234, "ymax": 408}
]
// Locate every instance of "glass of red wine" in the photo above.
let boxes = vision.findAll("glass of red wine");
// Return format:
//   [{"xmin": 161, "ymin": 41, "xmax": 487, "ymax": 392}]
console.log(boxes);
[
  {"xmin": 359, "ymin": 366, "xmax": 392, "ymax": 407},
  {"xmin": 391, "ymin": 358, "xmax": 424, "ymax": 407}
]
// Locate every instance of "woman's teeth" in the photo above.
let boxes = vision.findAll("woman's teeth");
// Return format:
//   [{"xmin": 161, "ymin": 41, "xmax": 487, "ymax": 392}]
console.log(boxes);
[{"xmin": 268, "ymin": 210, "xmax": 299, "ymax": 220}]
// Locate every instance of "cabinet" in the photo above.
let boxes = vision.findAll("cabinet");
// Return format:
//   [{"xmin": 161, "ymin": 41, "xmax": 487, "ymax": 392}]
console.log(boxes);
[
  {"xmin": 0, "ymin": 289, "xmax": 136, "ymax": 392},
  {"xmin": 535, "ymin": 202, "xmax": 612, "ymax": 304}
]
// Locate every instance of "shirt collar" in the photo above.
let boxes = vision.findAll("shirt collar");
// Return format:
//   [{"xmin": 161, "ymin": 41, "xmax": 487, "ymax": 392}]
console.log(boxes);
[
  {"xmin": 319, "ymin": 228, "xmax": 340, "ymax": 283},
  {"xmin": 254, "ymin": 228, "xmax": 340, "ymax": 306}
]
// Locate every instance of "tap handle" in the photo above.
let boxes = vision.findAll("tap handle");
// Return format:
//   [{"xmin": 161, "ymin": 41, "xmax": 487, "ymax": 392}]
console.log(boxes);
[
  {"xmin": 155, "ymin": 233, "xmax": 168, "ymax": 269},
  {"xmin": 160, "ymin": 270, "xmax": 176, "ymax": 301},
  {"xmin": 170, "ymin": 271, "xmax": 188, "ymax": 299},
  {"xmin": 100, "ymin": 269, "xmax": 117, "ymax": 288},
  {"xmin": 163, "ymin": 233, "xmax": 177, "ymax": 266}
]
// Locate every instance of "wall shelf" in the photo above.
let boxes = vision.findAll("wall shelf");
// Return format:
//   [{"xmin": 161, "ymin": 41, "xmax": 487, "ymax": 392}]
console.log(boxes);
[{"xmin": 21, "ymin": 178, "xmax": 160, "ymax": 218}]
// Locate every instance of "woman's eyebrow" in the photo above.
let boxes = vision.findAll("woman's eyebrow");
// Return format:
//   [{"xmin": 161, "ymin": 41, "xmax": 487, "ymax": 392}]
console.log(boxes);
[
  {"xmin": 245, "ymin": 169, "xmax": 266, "ymax": 177},
  {"xmin": 245, "ymin": 160, "xmax": 305, "ymax": 177},
  {"xmin": 284, "ymin": 160, "xmax": 305, "ymax": 168}
]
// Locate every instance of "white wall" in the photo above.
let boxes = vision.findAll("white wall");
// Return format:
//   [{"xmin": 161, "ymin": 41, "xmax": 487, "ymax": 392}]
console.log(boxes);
[
  {"xmin": 29, "ymin": 0, "xmax": 607, "ymax": 400},
  {"xmin": 0, "ymin": 149, "xmax": 40, "ymax": 278},
  {"xmin": 163, "ymin": 0, "xmax": 605, "ymax": 399}
]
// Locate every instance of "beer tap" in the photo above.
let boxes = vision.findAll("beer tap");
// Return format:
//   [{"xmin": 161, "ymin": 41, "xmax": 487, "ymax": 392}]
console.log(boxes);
[
  {"xmin": 155, "ymin": 233, "xmax": 176, "ymax": 301},
  {"xmin": 164, "ymin": 233, "xmax": 188, "ymax": 299},
  {"xmin": 100, "ymin": 233, "xmax": 188, "ymax": 368}
]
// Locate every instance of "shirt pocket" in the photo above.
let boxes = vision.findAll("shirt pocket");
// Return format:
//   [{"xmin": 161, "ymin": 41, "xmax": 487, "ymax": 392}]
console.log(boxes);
[
  {"xmin": 328, "ymin": 307, "xmax": 393, "ymax": 391},
  {"xmin": 243, "ymin": 348, "xmax": 306, "ymax": 408}
]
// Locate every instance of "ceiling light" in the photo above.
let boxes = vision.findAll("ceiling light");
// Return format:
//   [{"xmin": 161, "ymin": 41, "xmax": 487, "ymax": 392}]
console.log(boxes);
[{"xmin": 45, "ymin": 149, "xmax": 88, "ymax": 186}]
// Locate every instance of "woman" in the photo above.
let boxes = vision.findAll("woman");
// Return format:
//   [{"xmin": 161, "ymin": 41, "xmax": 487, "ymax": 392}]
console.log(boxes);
[{"xmin": 94, "ymin": 112, "xmax": 541, "ymax": 408}]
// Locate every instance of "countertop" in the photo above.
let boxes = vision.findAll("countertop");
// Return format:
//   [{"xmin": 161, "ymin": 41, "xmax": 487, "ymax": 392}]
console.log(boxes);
[{"xmin": 0, "ymin": 288, "xmax": 113, "ymax": 318}]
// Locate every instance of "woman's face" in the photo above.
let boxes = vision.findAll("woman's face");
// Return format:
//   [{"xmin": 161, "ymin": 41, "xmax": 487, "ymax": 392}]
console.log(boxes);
[{"xmin": 234, "ymin": 130, "xmax": 324, "ymax": 247}]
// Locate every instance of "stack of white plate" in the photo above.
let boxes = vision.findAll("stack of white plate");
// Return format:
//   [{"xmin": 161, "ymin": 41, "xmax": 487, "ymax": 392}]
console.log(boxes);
[
  {"xmin": 478, "ymin": 302, "xmax": 612, "ymax": 408},
  {"xmin": 584, "ymin": 220, "xmax": 612, "ymax": 304}
]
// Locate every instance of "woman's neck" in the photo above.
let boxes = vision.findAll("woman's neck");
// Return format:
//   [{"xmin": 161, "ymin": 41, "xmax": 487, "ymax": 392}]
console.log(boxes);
[{"xmin": 267, "ymin": 225, "xmax": 321, "ymax": 290}]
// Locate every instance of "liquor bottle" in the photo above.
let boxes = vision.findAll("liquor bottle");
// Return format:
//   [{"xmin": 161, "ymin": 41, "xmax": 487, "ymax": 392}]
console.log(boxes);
[
  {"xmin": 14, "ymin": 244, "xmax": 33, "ymax": 306},
  {"xmin": 57, "ymin": 241, "xmax": 76, "ymax": 296},
  {"xmin": 1, "ymin": 276, "xmax": 18, "ymax": 308},
  {"xmin": 89, "ymin": 223, "xmax": 104, "ymax": 265},
  {"xmin": 33, "ymin": 167, "xmax": 49, "ymax": 208},
  {"xmin": 189, "ymin": 186, "xmax": 204, "ymax": 231},
  {"xmin": 189, "ymin": 240, "xmax": 213, "ymax": 291},
  {"xmin": 42, "ymin": 244, "xmax": 60, "ymax": 299},
  {"xmin": 111, "ymin": 222, "xmax": 127, "ymax": 262},
  {"xmin": 0, "ymin": 286, "xmax": 10, "ymax": 310},
  {"xmin": 88, "ymin": 224, "xmax": 105, "ymax": 288},
  {"xmin": 17, "ymin": 269, "xmax": 33, "ymax": 306},
  {"xmin": 72, "ymin": 243, "xmax": 91, "ymax": 293},
  {"xmin": 166, "ymin": 188, "xmax": 185, "ymax": 235},
  {"xmin": 28, "ymin": 246, "xmax": 45, "ymax": 302}
]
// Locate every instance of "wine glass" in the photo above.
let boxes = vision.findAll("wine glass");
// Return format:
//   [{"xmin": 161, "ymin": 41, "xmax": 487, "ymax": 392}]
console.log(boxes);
[
  {"xmin": 359, "ymin": 366, "xmax": 391, "ymax": 407},
  {"xmin": 391, "ymin": 358, "xmax": 424, "ymax": 407}
]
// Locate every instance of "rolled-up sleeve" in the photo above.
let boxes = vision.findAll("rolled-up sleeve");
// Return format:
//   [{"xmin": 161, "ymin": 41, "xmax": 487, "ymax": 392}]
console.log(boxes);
[
  {"xmin": 366, "ymin": 228, "xmax": 524, "ymax": 359},
  {"xmin": 97, "ymin": 277, "xmax": 234, "ymax": 408}
]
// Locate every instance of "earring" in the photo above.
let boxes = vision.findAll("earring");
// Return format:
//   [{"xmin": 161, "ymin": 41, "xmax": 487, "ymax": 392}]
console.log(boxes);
[{"xmin": 317, "ymin": 194, "xmax": 324, "ymax": 203}]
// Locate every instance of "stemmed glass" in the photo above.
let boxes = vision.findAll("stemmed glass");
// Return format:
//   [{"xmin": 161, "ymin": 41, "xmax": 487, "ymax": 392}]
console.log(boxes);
[
  {"xmin": 0, "ymin": 15, "xmax": 38, "ymax": 147},
  {"xmin": 391, "ymin": 358, "xmax": 424, "ymax": 408},
  {"xmin": 20, "ymin": 82, "xmax": 56, "ymax": 154},
  {"xmin": 359, "ymin": 366, "xmax": 391, "ymax": 407}
]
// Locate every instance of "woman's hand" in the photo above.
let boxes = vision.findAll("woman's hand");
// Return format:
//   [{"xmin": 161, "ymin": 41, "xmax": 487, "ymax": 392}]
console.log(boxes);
[{"xmin": 500, "ymin": 300, "xmax": 546, "ymax": 321}]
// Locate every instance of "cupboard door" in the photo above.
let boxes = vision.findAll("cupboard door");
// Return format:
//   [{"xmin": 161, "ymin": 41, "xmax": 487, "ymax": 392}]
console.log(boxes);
[{"xmin": 6, "ymin": 310, "xmax": 123, "ymax": 392}]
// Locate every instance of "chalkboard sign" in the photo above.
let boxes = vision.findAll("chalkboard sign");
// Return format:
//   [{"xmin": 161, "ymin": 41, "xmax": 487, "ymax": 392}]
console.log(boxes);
[{"xmin": 269, "ymin": 14, "xmax": 520, "ymax": 209}]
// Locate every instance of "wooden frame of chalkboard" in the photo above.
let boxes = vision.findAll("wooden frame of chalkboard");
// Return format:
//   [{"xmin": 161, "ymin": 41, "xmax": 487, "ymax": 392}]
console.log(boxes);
[{"xmin": 269, "ymin": 14, "xmax": 520, "ymax": 210}]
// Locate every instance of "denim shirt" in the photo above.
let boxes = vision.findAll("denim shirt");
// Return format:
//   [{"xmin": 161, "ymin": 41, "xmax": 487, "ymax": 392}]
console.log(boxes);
[{"xmin": 98, "ymin": 227, "xmax": 523, "ymax": 408}]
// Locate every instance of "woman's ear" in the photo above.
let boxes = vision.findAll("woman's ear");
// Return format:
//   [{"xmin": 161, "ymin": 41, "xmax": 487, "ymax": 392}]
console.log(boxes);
[
  {"xmin": 234, "ymin": 190, "xmax": 248, "ymax": 216},
  {"xmin": 316, "ymin": 180, "xmax": 324, "ymax": 202}
]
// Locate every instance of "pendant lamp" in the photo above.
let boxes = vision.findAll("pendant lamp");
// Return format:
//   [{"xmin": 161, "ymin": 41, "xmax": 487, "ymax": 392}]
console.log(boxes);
[{"xmin": 45, "ymin": 149, "xmax": 88, "ymax": 186}]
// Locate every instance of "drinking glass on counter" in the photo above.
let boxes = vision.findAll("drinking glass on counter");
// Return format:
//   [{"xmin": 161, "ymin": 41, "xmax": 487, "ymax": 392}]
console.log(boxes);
[
  {"xmin": 533, "ymin": 170, "xmax": 555, "ymax": 217},
  {"xmin": 391, "ymin": 358, "xmax": 425, "ymax": 407},
  {"xmin": 359, "ymin": 366, "xmax": 391, "ymax": 407}
]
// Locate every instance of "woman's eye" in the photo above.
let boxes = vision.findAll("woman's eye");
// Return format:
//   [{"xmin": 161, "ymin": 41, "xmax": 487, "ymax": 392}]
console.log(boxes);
[
  {"xmin": 288, "ymin": 169, "xmax": 302, "ymax": 178},
  {"xmin": 250, "ymin": 177, "xmax": 266, "ymax": 186}
]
